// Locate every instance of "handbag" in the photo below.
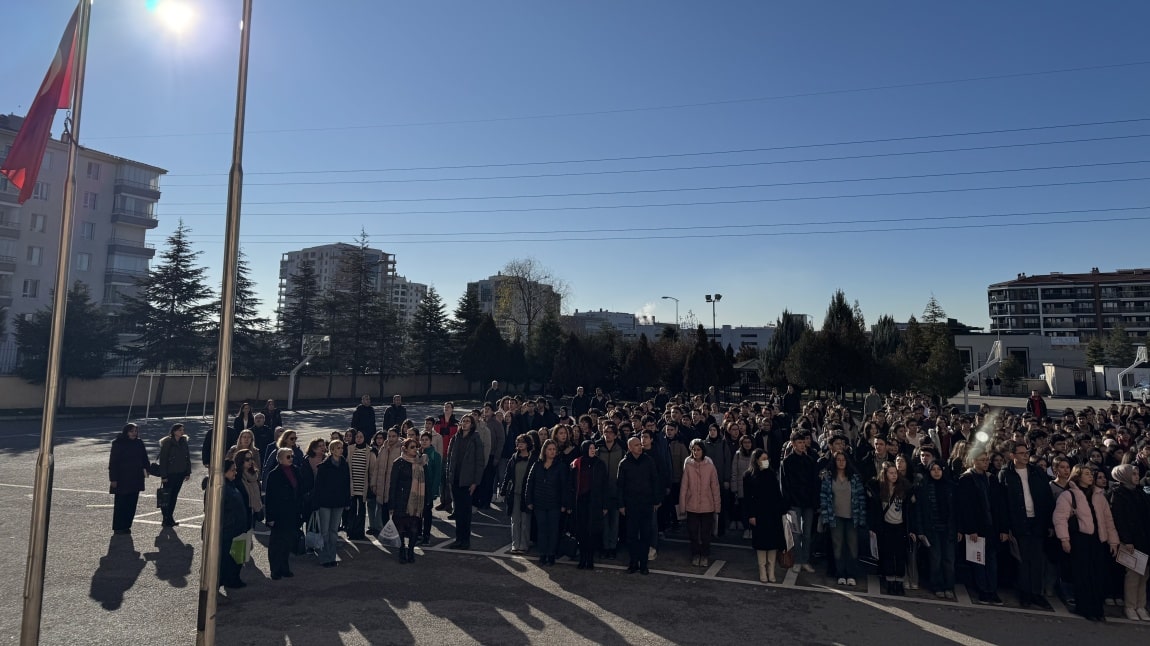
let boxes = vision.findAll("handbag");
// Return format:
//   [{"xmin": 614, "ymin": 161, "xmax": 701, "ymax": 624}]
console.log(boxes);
[
  {"xmin": 156, "ymin": 487, "xmax": 172, "ymax": 509},
  {"xmin": 229, "ymin": 531, "xmax": 252, "ymax": 565},
  {"xmin": 304, "ymin": 512, "xmax": 324, "ymax": 551},
  {"xmin": 778, "ymin": 548, "xmax": 795, "ymax": 569}
]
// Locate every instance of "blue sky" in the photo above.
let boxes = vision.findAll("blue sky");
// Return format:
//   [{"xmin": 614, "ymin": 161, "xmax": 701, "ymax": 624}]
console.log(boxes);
[{"xmin": 4, "ymin": 1, "xmax": 1148, "ymax": 331}]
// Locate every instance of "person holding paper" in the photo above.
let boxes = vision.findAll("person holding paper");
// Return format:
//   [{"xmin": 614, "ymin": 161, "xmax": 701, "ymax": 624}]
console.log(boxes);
[
  {"xmin": 996, "ymin": 441, "xmax": 1056, "ymax": 611},
  {"xmin": 1109, "ymin": 464, "xmax": 1150, "ymax": 621},
  {"xmin": 1053, "ymin": 465, "xmax": 1120, "ymax": 622},
  {"xmin": 956, "ymin": 452, "xmax": 1004, "ymax": 606}
]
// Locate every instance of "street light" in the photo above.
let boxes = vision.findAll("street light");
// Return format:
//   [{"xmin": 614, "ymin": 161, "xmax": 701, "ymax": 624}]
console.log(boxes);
[
  {"xmin": 705, "ymin": 293, "xmax": 722, "ymax": 343},
  {"xmin": 661, "ymin": 295, "xmax": 679, "ymax": 336}
]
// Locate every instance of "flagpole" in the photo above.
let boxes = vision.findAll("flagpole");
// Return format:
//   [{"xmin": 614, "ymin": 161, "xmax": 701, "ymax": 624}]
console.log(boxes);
[
  {"xmin": 196, "ymin": 0, "xmax": 252, "ymax": 642},
  {"xmin": 20, "ymin": 0, "xmax": 91, "ymax": 644}
]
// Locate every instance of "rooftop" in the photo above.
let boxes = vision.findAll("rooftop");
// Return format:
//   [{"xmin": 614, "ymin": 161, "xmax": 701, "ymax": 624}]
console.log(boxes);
[{"xmin": 989, "ymin": 268, "xmax": 1150, "ymax": 287}]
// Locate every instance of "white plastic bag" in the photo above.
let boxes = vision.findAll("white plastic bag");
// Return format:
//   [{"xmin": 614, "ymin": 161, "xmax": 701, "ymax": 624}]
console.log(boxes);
[{"xmin": 379, "ymin": 518, "xmax": 401, "ymax": 547}]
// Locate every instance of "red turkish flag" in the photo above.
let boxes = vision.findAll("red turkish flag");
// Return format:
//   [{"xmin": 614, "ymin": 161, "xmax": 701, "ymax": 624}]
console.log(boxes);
[{"xmin": 0, "ymin": 6, "xmax": 79, "ymax": 204}]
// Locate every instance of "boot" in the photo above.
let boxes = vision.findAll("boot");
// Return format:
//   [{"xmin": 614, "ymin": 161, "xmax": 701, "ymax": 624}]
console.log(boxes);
[
  {"xmin": 757, "ymin": 550, "xmax": 768, "ymax": 583},
  {"xmin": 766, "ymin": 550, "xmax": 777, "ymax": 583}
]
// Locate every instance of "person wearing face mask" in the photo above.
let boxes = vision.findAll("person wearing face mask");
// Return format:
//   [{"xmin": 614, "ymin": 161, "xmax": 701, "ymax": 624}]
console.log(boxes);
[{"xmin": 744, "ymin": 448, "xmax": 786, "ymax": 583}]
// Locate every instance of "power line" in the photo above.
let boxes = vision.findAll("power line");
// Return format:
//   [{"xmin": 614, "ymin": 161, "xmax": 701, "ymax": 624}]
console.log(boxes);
[
  {"xmin": 86, "ymin": 60, "xmax": 1150, "ymax": 141},
  {"xmin": 163, "ymin": 176, "xmax": 1150, "ymax": 217},
  {"xmin": 161, "ymin": 161, "xmax": 1150, "ymax": 206},
  {"xmin": 164, "ymin": 117, "xmax": 1150, "ymax": 177},
  {"xmin": 182, "ymin": 205, "xmax": 1150, "ymax": 239},
  {"xmin": 185, "ymin": 213, "xmax": 1150, "ymax": 245},
  {"xmin": 161, "ymin": 134, "xmax": 1150, "ymax": 188}
]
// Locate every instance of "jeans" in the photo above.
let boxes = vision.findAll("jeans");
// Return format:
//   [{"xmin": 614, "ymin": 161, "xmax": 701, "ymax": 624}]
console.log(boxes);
[
  {"xmin": 625, "ymin": 504, "xmax": 655, "ymax": 567},
  {"xmin": 452, "ymin": 485, "xmax": 474, "ymax": 545},
  {"xmin": 602, "ymin": 499, "xmax": 620, "ymax": 550},
  {"xmin": 316, "ymin": 506, "xmax": 342, "ymax": 564},
  {"xmin": 112, "ymin": 491, "xmax": 139, "ymax": 531},
  {"xmin": 535, "ymin": 508, "xmax": 561, "ymax": 557},
  {"xmin": 790, "ymin": 506, "xmax": 815, "ymax": 565},
  {"xmin": 829, "ymin": 518, "xmax": 858, "ymax": 579},
  {"xmin": 925, "ymin": 530, "xmax": 956, "ymax": 592},
  {"xmin": 510, "ymin": 497, "xmax": 531, "ymax": 551},
  {"xmin": 367, "ymin": 496, "xmax": 384, "ymax": 532}
]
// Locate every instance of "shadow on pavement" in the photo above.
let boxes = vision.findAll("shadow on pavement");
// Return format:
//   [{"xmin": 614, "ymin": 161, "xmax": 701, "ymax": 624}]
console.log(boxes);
[
  {"xmin": 144, "ymin": 527, "xmax": 194, "ymax": 588},
  {"xmin": 88, "ymin": 534, "xmax": 146, "ymax": 611}
]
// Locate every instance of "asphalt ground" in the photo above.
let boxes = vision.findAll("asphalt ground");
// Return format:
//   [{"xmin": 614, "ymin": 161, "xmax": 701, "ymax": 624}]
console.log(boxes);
[{"xmin": 0, "ymin": 400, "xmax": 1147, "ymax": 645}]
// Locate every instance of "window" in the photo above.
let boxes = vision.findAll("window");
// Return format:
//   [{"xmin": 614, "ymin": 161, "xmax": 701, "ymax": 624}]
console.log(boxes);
[
  {"xmin": 30, "ymin": 214, "xmax": 46, "ymax": 232},
  {"xmin": 80, "ymin": 221, "xmax": 95, "ymax": 239},
  {"xmin": 27, "ymin": 246, "xmax": 43, "ymax": 266},
  {"xmin": 41, "ymin": 152, "xmax": 53, "ymax": 172},
  {"xmin": 86, "ymin": 162, "xmax": 101, "ymax": 180},
  {"xmin": 76, "ymin": 252, "xmax": 90, "ymax": 272},
  {"xmin": 22, "ymin": 279, "xmax": 39, "ymax": 298},
  {"xmin": 83, "ymin": 192, "xmax": 98, "ymax": 209},
  {"xmin": 32, "ymin": 182, "xmax": 50, "ymax": 201}
]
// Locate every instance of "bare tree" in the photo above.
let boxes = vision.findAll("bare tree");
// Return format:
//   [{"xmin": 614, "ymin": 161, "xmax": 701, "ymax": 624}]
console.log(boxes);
[{"xmin": 495, "ymin": 257, "xmax": 569, "ymax": 345}]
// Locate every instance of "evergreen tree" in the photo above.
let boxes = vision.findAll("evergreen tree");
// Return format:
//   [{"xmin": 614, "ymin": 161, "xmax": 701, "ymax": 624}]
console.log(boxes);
[
  {"xmin": 871, "ymin": 314, "xmax": 901, "ymax": 359},
  {"xmin": 553, "ymin": 333, "xmax": 591, "ymax": 393},
  {"xmin": 461, "ymin": 314, "xmax": 506, "ymax": 390},
  {"xmin": 1084, "ymin": 335, "xmax": 1107, "ymax": 367},
  {"xmin": 16, "ymin": 282, "xmax": 118, "ymax": 407},
  {"xmin": 449, "ymin": 284, "xmax": 483, "ymax": 351},
  {"xmin": 659, "ymin": 324, "xmax": 680, "ymax": 343},
  {"xmin": 506, "ymin": 336, "xmax": 529, "ymax": 391},
  {"xmin": 997, "ymin": 355, "xmax": 1026, "ymax": 393},
  {"xmin": 329, "ymin": 232, "xmax": 380, "ymax": 396},
  {"xmin": 922, "ymin": 295, "xmax": 947, "ymax": 325},
  {"xmin": 370, "ymin": 299, "xmax": 405, "ymax": 397},
  {"xmin": 784, "ymin": 329, "xmax": 831, "ymax": 391},
  {"xmin": 711, "ymin": 341, "xmax": 736, "ymax": 388},
  {"xmin": 527, "ymin": 311, "xmax": 564, "ymax": 390},
  {"xmin": 1105, "ymin": 324, "xmax": 1136, "ymax": 366},
  {"xmin": 820, "ymin": 289, "xmax": 871, "ymax": 394},
  {"xmin": 683, "ymin": 325, "xmax": 718, "ymax": 394},
  {"xmin": 921, "ymin": 330, "xmax": 965, "ymax": 401},
  {"xmin": 123, "ymin": 221, "xmax": 215, "ymax": 405},
  {"xmin": 279, "ymin": 258, "xmax": 321, "ymax": 364},
  {"xmin": 230, "ymin": 250, "xmax": 272, "ymax": 374},
  {"xmin": 407, "ymin": 286, "xmax": 451, "ymax": 394},
  {"xmin": 760, "ymin": 309, "xmax": 809, "ymax": 386},
  {"xmin": 620, "ymin": 333, "xmax": 658, "ymax": 398}
]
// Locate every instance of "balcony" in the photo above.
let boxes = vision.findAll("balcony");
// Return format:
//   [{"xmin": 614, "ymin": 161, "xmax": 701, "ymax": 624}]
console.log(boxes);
[
  {"xmin": 113, "ymin": 178, "xmax": 161, "ymax": 200},
  {"xmin": 0, "ymin": 220, "xmax": 18, "ymax": 240},
  {"xmin": 0, "ymin": 289, "xmax": 11, "ymax": 307},
  {"xmin": 111, "ymin": 207, "xmax": 159, "ymax": 229},
  {"xmin": 0, "ymin": 188, "xmax": 18, "ymax": 205},
  {"xmin": 105, "ymin": 267, "xmax": 148, "ymax": 284},
  {"xmin": 107, "ymin": 237, "xmax": 156, "ymax": 258},
  {"xmin": 0, "ymin": 255, "xmax": 15, "ymax": 273}
]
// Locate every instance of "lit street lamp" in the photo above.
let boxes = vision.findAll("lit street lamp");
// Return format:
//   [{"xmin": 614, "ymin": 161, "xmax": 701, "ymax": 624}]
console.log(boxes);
[{"xmin": 705, "ymin": 293, "xmax": 722, "ymax": 343}]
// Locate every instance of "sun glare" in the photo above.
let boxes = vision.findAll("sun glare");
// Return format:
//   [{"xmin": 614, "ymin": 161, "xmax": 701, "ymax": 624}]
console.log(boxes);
[{"xmin": 154, "ymin": 0, "xmax": 196, "ymax": 34}]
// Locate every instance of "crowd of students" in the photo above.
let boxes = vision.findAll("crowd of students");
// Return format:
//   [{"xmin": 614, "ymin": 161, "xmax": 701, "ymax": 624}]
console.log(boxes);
[{"xmin": 107, "ymin": 387, "xmax": 1150, "ymax": 623}]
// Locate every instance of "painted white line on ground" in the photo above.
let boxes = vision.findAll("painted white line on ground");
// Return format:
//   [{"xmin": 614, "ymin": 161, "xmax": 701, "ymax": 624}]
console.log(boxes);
[
  {"xmin": 782, "ymin": 567, "xmax": 799, "ymax": 586},
  {"xmin": 662, "ymin": 536, "xmax": 751, "ymax": 550},
  {"xmin": 134, "ymin": 519, "xmax": 202, "ymax": 529},
  {"xmin": 86, "ymin": 504, "xmax": 115, "ymax": 508},
  {"xmin": 868, "ymin": 574, "xmax": 880, "ymax": 596},
  {"xmin": 953, "ymin": 583, "xmax": 973, "ymax": 606},
  {"xmin": 177, "ymin": 514, "xmax": 205, "ymax": 524},
  {"xmin": 703, "ymin": 559, "xmax": 725, "ymax": 578},
  {"xmin": 134, "ymin": 510, "xmax": 162, "ymax": 518},
  {"xmin": 817, "ymin": 586, "xmax": 1001, "ymax": 646}
]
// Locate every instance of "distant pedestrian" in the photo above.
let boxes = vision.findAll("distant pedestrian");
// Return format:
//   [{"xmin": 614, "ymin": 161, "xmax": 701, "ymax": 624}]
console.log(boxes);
[
  {"xmin": 351, "ymin": 395, "xmax": 376, "ymax": 436},
  {"xmin": 109, "ymin": 423, "xmax": 150, "ymax": 535}
]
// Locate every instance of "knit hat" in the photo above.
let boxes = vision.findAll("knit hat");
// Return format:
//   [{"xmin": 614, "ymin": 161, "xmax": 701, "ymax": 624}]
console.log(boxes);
[{"xmin": 1111, "ymin": 463, "xmax": 1140, "ymax": 488}]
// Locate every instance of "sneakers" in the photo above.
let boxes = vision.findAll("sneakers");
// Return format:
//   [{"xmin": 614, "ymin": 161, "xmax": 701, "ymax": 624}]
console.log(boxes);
[
  {"xmin": 1136, "ymin": 608, "xmax": 1150, "ymax": 621},
  {"xmin": 837, "ymin": 578, "xmax": 847, "ymax": 586},
  {"xmin": 648, "ymin": 547, "xmax": 657, "ymax": 561},
  {"xmin": 792, "ymin": 564, "xmax": 802, "ymax": 573},
  {"xmin": 699, "ymin": 557, "xmax": 709, "ymax": 568},
  {"xmin": 1125, "ymin": 608, "xmax": 1141, "ymax": 621},
  {"xmin": 944, "ymin": 591, "xmax": 956, "ymax": 601},
  {"xmin": 742, "ymin": 529, "xmax": 752, "ymax": 539},
  {"xmin": 846, "ymin": 578, "xmax": 857, "ymax": 587},
  {"xmin": 989, "ymin": 595, "xmax": 1005, "ymax": 606},
  {"xmin": 691, "ymin": 556, "xmax": 700, "ymax": 566},
  {"xmin": 908, "ymin": 581, "xmax": 919, "ymax": 590},
  {"xmin": 800, "ymin": 564, "xmax": 815, "ymax": 573}
]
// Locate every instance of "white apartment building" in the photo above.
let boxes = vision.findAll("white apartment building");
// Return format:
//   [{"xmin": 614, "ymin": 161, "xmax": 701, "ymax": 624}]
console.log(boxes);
[
  {"xmin": 277, "ymin": 242, "xmax": 399, "ymax": 315},
  {"xmin": 389, "ymin": 275, "xmax": 428, "ymax": 325},
  {"xmin": 468, "ymin": 273, "xmax": 561, "ymax": 341},
  {"xmin": 1, "ymin": 114, "xmax": 165, "ymax": 370}
]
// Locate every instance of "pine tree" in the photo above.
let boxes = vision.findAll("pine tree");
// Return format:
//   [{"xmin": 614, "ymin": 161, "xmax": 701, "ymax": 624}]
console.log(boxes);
[
  {"xmin": 231, "ymin": 250, "xmax": 272, "ymax": 375},
  {"xmin": 921, "ymin": 330, "xmax": 965, "ymax": 400},
  {"xmin": 871, "ymin": 314, "xmax": 902, "ymax": 358},
  {"xmin": 449, "ymin": 284, "xmax": 483, "ymax": 357},
  {"xmin": 922, "ymin": 295, "xmax": 947, "ymax": 325},
  {"xmin": 370, "ymin": 299, "xmax": 405, "ymax": 396},
  {"xmin": 329, "ymin": 232, "xmax": 380, "ymax": 396},
  {"xmin": 16, "ymin": 282, "xmax": 118, "ymax": 407},
  {"xmin": 620, "ymin": 333, "xmax": 658, "ymax": 398},
  {"xmin": 279, "ymin": 258, "xmax": 321, "ymax": 363},
  {"xmin": 506, "ymin": 336, "xmax": 529, "ymax": 390},
  {"xmin": 997, "ymin": 355, "xmax": 1026, "ymax": 393},
  {"xmin": 1084, "ymin": 335, "xmax": 1107, "ymax": 367},
  {"xmin": 407, "ymin": 286, "xmax": 451, "ymax": 394},
  {"xmin": 820, "ymin": 290, "xmax": 871, "ymax": 395},
  {"xmin": 760, "ymin": 309, "xmax": 809, "ymax": 386},
  {"xmin": 123, "ymin": 221, "xmax": 215, "ymax": 405},
  {"xmin": 683, "ymin": 325, "xmax": 718, "ymax": 394},
  {"xmin": 527, "ymin": 312, "xmax": 564, "ymax": 390},
  {"xmin": 461, "ymin": 314, "xmax": 506, "ymax": 389},
  {"xmin": 1105, "ymin": 324, "xmax": 1136, "ymax": 366},
  {"xmin": 553, "ymin": 333, "xmax": 591, "ymax": 393}
]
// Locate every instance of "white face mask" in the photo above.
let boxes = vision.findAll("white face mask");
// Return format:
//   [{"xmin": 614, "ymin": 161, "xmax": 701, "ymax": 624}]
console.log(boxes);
[{"xmin": 759, "ymin": 459, "xmax": 770, "ymax": 469}]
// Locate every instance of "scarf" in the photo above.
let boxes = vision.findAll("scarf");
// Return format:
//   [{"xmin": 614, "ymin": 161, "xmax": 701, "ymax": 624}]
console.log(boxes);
[
  {"xmin": 406, "ymin": 455, "xmax": 426, "ymax": 517},
  {"xmin": 242, "ymin": 468, "xmax": 263, "ymax": 512}
]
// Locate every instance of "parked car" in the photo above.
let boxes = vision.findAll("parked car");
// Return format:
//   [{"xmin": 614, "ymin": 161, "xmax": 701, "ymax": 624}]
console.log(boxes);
[{"xmin": 1129, "ymin": 381, "xmax": 1150, "ymax": 402}]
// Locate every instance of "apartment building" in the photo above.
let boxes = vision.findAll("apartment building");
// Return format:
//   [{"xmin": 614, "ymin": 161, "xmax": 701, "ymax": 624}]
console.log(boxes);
[
  {"xmin": 0, "ymin": 113, "xmax": 165, "ymax": 368},
  {"xmin": 988, "ymin": 268, "xmax": 1150, "ymax": 341}
]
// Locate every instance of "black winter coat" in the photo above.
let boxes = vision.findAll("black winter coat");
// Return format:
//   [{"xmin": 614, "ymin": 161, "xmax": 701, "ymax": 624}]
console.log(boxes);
[
  {"xmin": 744, "ymin": 468, "xmax": 787, "ymax": 551},
  {"xmin": 388, "ymin": 457, "xmax": 418, "ymax": 516},
  {"xmin": 264, "ymin": 464, "xmax": 305, "ymax": 528},
  {"xmin": 617, "ymin": 452, "xmax": 660, "ymax": 508},
  {"xmin": 565, "ymin": 458, "xmax": 607, "ymax": 537},
  {"xmin": 221, "ymin": 479, "xmax": 248, "ymax": 542},
  {"xmin": 996, "ymin": 464, "xmax": 1055, "ymax": 536},
  {"xmin": 914, "ymin": 476, "xmax": 956, "ymax": 535},
  {"xmin": 955, "ymin": 470, "xmax": 996, "ymax": 537},
  {"xmin": 1110, "ymin": 485, "xmax": 1150, "ymax": 553},
  {"xmin": 351, "ymin": 404, "xmax": 376, "ymax": 435},
  {"xmin": 781, "ymin": 450, "xmax": 820, "ymax": 509},
  {"xmin": 313, "ymin": 457, "xmax": 351, "ymax": 509},
  {"xmin": 526, "ymin": 460, "xmax": 567, "ymax": 511},
  {"xmin": 109, "ymin": 436, "xmax": 149, "ymax": 492}
]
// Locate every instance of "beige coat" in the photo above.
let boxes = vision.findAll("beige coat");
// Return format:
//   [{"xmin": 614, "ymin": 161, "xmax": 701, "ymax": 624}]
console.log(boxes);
[{"xmin": 369, "ymin": 442, "xmax": 404, "ymax": 502}]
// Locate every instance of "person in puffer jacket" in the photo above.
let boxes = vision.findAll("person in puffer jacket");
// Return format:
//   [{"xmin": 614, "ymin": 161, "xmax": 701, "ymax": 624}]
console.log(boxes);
[{"xmin": 679, "ymin": 439, "xmax": 721, "ymax": 567}]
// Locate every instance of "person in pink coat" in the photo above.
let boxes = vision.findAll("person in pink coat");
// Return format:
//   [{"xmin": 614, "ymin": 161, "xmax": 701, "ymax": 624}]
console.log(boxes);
[
  {"xmin": 1053, "ymin": 465, "xmax": 1120, "ymax": 622},
  {"xmin": 679, "ymin": 438, "xmax": 722, "ymax": 567}
]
